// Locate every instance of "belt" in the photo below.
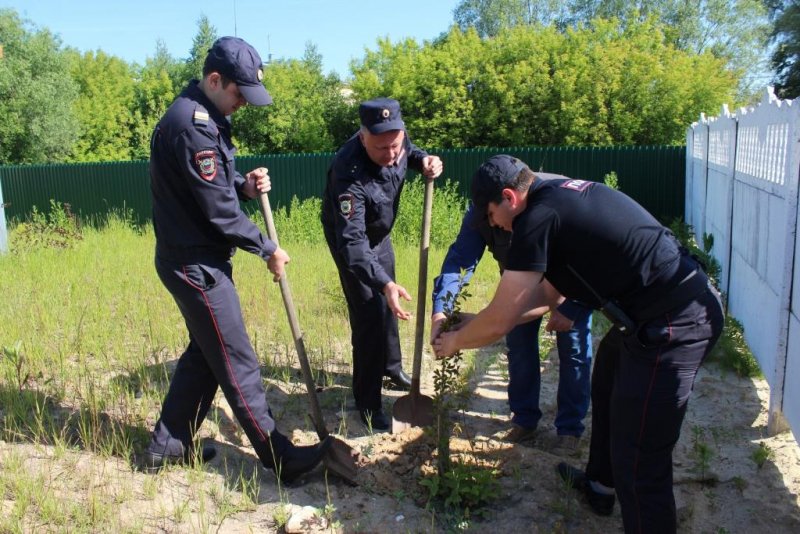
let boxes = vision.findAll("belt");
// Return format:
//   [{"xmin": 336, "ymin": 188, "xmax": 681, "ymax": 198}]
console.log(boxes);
[
  {"xmin": 155, "ymin": 243, "xmax": 234, "ymax": 263},
  {"xmin": 628, "ymin": 268, "xmax": 711, "ymax": 325}
]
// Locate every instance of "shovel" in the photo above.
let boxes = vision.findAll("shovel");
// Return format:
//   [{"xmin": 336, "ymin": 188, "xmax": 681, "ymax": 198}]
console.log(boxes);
[
  {"xmin": 391, "ymin": 177, "xmax": 435, "ymax": 433},
  {"xmin": 258, "ymin": 192, "xmax": 359, "ymax": 485}
]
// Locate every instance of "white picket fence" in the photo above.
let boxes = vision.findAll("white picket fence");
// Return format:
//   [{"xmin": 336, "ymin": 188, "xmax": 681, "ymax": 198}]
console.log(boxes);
[{"xmin": 686, "ymin": 87, "xmax": 800, "ymax": 437}]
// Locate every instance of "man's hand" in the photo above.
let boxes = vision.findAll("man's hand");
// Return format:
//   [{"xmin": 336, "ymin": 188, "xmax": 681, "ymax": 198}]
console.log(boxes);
[
  {"xmin": 433, "ymin": 330, "xmax": 459, "ymax": 359},
  {"xmin": 430, "ymin": 312, "xmax": 447, "ymax": 344},
  {"xmin": 242, "ymin": 167, "xmax": 271, "ymax": 199},
  {"xmin": 383, "ymin": 281, "xmax": 412, "ymax": 320},
  {"xmin": 267, "ymin": 246, "xmax": 290, "ymax": 282},
  {"xmin": 545, "ymin": 309, "xmax": 574, "ymax": 332},
  {"xmin": 422, "ymin": 155, "xmax": 443, "ymax": 179},
  {"xmin": 430, "ymin": 311, "xmax": 475, "ymax": 349}
]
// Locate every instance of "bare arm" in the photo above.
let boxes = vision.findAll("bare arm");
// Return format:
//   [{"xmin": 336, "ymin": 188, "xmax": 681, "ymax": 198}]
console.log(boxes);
[{"xmin": 433, "ymin": 270, "xmax": 556, "ymax": 358}]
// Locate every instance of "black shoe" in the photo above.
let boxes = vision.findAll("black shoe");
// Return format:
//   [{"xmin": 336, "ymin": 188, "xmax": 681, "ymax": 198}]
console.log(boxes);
[
  {"xmin": 556, "ymin": 462, "xmax": 615, "ymax": 516},
  {"xmin": 270, "ymin": 436, "xmax": 333, "ymax": 484},
  {"xmin": 140, "ymin": 444, "xmax": 217, "ymax": 473},
  {"xmin": 384, "ymin": 370, "xmax": 412, "ymax": 391},
  {"xmin": 359, "ymin": 408, "xmax": 390, "ymax": 431}
]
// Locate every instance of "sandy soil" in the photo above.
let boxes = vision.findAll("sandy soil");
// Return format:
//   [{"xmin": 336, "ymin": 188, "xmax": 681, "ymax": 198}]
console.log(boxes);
[{"xmin": 2, "ymin": 340, "xmax": 799, "ymax": 533}]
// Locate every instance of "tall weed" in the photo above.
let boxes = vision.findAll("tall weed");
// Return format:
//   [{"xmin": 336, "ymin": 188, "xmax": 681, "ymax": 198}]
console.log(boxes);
[{"xmin": 12, "ymin": 200, "xmax": 83, "ymax": 253}]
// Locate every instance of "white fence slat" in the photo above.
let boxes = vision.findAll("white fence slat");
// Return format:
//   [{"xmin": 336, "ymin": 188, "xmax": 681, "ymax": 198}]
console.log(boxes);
[{"xmin": 688, "ymin": 87, "xmax": 799, "ymax": 438}]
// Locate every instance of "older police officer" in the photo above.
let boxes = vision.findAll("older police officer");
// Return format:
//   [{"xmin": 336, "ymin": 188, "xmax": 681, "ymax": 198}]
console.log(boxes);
[
  {"xmin": 321, "ymin": 98, "xmax": 443, "ymax": 431},
  {"xmin": 433, "ymin": 155, "xmax": 723, "ymax": 533},
  {"xmin": 144, "ymin": 36, "xmax": 331, "ymax": 483}
]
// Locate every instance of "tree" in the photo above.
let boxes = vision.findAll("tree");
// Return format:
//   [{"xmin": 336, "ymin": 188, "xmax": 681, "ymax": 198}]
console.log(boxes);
[
  {"xmin": 453, "ymin": 0, "xmax": 572, "ymax": 35},
  {"xmin": 350, "ymin": 23, "xmax": 737, "ymax": 148},
  {"xmin": 67, "ymin": 50, "xmax": 136, "ymax": 162},
  {"xmin": 177, "ymin": 15, "xmax": 218, "ymax": 89},
  {"xmin": 769, "ymin": 0, "xmax": 800, "ymax": 98},
  {"xmin": 453, "ymin": 0, "xmax": 771, "ymax": 97},
  {"xmin": 0, "ymin": 9, "xmax": 79, "ymax": 164},
  {"xmin": 129, "ymin": 40, "xmax": 178, "ymax": 160},
  {"xmin": 235, "ymin": 43, "xmax": 354, "ymax": 154}
]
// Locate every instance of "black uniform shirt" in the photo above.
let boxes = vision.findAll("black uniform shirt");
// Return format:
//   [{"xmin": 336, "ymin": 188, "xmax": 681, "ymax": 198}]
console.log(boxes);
[
  {"xmin": 505, "ymin": 178, "xmax": 682, "ymax": 308},
  {"xmin": 150, "ymin": 80, "xmax": 276, "ymax": 262},
  {"xmin": 321, "ymin": 132, "xmax": 427, "ymax": 290}
]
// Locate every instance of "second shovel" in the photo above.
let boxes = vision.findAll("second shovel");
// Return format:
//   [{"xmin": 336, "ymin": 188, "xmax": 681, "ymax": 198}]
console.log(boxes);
[{"xmin": 391, "ymin": 176, "xmax": 435, "ymax": 433}]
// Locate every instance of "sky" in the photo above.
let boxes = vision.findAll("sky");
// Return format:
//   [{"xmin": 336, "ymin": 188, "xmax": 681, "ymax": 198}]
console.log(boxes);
[{"xmin": 3, "ymin": 0, "xmax": 462, "ymax": 77}]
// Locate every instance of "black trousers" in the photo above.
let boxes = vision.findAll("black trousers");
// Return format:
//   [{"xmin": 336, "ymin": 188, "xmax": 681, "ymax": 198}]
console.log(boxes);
[
  {"xmin": 585, "ymin": 284, "xmax": 724, "ymax": 534},
  {"xmin": 326, "ymin": 237, "xmax": 402, "ymax": 412},
  {"xmin": 148, "ymin": 255, "xmax": 279, "ymax": 466}
]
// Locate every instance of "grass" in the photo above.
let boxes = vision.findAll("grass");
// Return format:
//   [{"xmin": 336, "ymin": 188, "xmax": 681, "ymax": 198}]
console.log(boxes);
[
  {"xmin": 0, "ymin": 202, "xmax": 766, "ymax": 531},
  {"xmin": 0, "ymin": 202, "xmax": 500, "ymax": 531}
]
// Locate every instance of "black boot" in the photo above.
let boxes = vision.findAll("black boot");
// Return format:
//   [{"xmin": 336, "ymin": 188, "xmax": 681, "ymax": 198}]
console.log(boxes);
[
  {"xmin": 140, "ymin": 443, "xmax": 217, "ymax": 473},
  {"xmin": 384, "ymin": 369, "xmax": 412, "ymax": 391},
  {"xmin": 359, "ymin": 408, "xmax": 390, "ymax": 431},
  {"xmin": 556, "ymin": 462, "xmax": 615, "ymax": 516},
  {"xmin": 266, "ymin": 431, "xmax": 332, "ymax": 484}
]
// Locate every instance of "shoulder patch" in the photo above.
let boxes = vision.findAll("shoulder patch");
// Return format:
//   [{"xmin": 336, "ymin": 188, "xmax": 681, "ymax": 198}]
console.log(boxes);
[
  {"xmin": 560, "ymin": 179, "xmax": 593, "ymax": 192},
  {"xmin": 193, "ymin": 110, "xmax": 209, "ymax": 123},
  {"xmin": 338, "ymin": 193, "xmax": 355, "ymax": 219},
  {"xmin": 194, "ymin": 150, "xmax": 217, "ymax": 181}
]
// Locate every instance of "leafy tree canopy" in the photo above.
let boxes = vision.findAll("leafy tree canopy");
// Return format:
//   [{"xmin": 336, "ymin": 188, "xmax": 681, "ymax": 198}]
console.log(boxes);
[
  {"xmin": 769, "ymin": 0, "xmax": 800, "ymax": 98},
  {"xmin": 0, "ymin": 9, "xmax": 79, "ymax": 164},
  {"xmin": 351, "ymin": 21, "xmax": 737, "ymax": 147},
  {"xmin": 453, "ymin": 0, "xmax": 770, "ymax": 98},
  {"xmin": 235, "ymin": 43, "xmax": 356, "ymax": 154},
  {"xmin": 67, "ymin": 49, "xmax": 136, "ymax": 162}
]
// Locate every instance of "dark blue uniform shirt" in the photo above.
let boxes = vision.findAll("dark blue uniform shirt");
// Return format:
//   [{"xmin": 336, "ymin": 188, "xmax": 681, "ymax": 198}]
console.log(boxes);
[
  {"xmin": 150, "ymin": 80, "xmax": 276, "ymax": 262},
  {"xmin": 321, "ymin": 132, "xmax": 427, "ymax": 290}
]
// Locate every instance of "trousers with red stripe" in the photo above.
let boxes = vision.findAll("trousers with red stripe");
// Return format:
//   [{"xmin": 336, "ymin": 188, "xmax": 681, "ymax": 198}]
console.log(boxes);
[
  {"xmin": 147, "ymin": 255, "xmax": 278, "ymax": 465},
  {"xmin": 585, "ymin": 285, "xmax": 724, "ymax": 534}
]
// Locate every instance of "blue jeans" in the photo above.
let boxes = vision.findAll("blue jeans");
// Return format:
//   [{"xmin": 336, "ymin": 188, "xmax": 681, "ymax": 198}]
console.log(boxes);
[{"xmin": 507, "ymin": 308, "xmax": 592, "ymax": 437}]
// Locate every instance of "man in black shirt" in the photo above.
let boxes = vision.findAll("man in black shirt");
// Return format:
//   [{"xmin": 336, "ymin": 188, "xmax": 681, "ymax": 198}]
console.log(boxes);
[{"xmin": 433, "ymin": 155, "xmax": 723, "ymax": 534}]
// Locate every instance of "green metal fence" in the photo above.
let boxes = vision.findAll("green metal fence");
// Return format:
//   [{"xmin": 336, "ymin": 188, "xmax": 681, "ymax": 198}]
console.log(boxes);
[{"xmin": 0, "ymin": 145, "xmax": 685, "ymax": 225}]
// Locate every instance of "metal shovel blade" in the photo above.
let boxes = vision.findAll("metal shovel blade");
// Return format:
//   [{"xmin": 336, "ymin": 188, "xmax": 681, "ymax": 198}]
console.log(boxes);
[
  {"xmin": 392, "ymin": 388, "xmax": 434, "ymax": 434},
  {"xmin": 322, "ymin": 440, "xmax": 360, "ymax": 485}
]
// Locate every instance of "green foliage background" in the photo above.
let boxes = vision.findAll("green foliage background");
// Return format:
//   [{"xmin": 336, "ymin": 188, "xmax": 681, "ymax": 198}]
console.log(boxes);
[{"xmin": 0, "ymin": 6, "xmax": 752, "ymax": 165}]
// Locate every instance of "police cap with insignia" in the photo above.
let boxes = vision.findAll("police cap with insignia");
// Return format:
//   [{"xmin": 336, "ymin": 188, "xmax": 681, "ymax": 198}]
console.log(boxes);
[
  {"xmin": 205, "ymin": 37, "xmax": 273, "ymax": 106},
  {"xmin": 359, "ymin": 97, "xmax": 405, "ymax": 134},
  {"xmin": 471, "ymin": 154, "xmax": 529, "ymax": 216}
]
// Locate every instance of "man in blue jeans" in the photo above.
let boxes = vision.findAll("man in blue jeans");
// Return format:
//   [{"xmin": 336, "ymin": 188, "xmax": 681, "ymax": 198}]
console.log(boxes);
[{"xmin": 430, "ymin": 200, "xmax": 592, "ymax": 452}]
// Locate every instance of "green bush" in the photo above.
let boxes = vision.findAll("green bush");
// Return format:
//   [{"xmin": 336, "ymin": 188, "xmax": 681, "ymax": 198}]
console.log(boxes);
[
  {"xmin": 11, "ymin": 200, "xmax": 83, "ymax": 253},
  {"xmin": 420, "ymin": 460, "xmax": 500, "ymax": 521},
  {"xmin": 267, "ymin": 176, "xmax": 468, "ymax": 247},
  {"xmin": 710, "ymin": 316, "xmax": 762, "ymax": 378},
  {"xmin": 394, "ymin": 176, "xmax": 467, "ymax": 248}
]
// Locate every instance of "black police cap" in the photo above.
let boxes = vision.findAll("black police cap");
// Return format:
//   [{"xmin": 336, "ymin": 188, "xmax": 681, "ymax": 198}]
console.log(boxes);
[
  {"xmin": 359, "ymin": 97, "xmax": 405, "ymax": 134},
  {"xmin": 205, "ymin": 37, "xmax": 273, "ymax": 106},
  {"xmin": 471, "ymin": 155, "xmax": 529, "ymax": 215}
]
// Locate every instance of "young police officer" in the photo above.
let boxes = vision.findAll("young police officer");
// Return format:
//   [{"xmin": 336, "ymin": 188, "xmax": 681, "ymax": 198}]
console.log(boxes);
[
  {"xmin": 321, "ymin": 98, "xmax": 443, "ymax": 431},
  {"xmin": 430, "ymin": 200, "xmax": 593, "ymax": 452},
  {"xmin": 433, "ymin": 155, "xmax": 724, "ymax": 533},
  {"xmin": 144, "ymin": 37, "xmax": 331, "ymax": 483}
]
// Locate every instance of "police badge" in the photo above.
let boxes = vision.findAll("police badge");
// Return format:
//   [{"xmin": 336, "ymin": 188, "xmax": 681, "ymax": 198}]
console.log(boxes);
[
  {"xmin": 194, "ymin": 150, "xmax": 217, "ymax": 181},
  {"xmin": 338, "ymin": 193, "xmax": 354, "ymax": 218}
]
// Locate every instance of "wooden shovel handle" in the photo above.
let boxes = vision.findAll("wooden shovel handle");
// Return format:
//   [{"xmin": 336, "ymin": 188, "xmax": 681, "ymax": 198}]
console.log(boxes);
[
  {"xmin": 410, "ymin": 177, "xmax": 434, "ymax": 395},
  {"xmin": 258, "ymin": 192, "xmax": 329, "ymax": 439}
]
